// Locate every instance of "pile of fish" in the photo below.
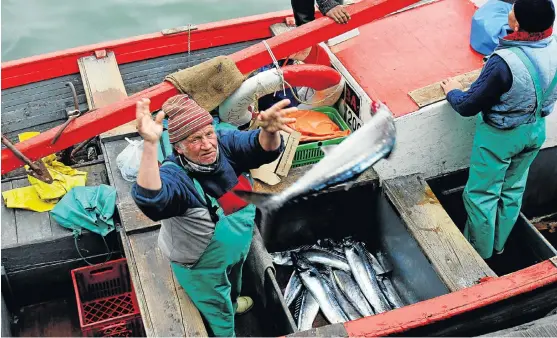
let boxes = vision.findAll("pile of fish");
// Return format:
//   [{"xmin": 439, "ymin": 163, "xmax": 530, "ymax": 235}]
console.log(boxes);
[{"xmin": 272, "ymin": 237, "xmax": 405, "ymax": 331}]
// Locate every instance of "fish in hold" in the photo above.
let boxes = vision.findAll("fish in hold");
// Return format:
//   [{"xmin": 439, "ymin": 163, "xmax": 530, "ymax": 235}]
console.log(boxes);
[
  {"xmin": 292, "ymin": 252, "xmax": 349, "ymax": 324},
  {"xmin": 343, "ymin": 238, "xmax": 392, "ymax": 313}
]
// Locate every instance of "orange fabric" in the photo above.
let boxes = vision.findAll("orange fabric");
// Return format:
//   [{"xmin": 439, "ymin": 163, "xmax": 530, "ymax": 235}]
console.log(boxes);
[{"xmin": 286, "ymin": 110, "xmax": 350, "ymax": 142}]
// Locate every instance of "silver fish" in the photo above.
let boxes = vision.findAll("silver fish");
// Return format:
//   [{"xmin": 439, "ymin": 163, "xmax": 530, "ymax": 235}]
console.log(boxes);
[
  {"xmin": 365, "ymin": 248, "xmax": 387, "ymax": 275},
  {"xmin": 233, "ymin": 103, "xmax": 396, "ymax": 241},
  {"xmin": 332, "ymin": 269, "xmax": 374, "ymax": 317},
  {"xmin": 322, "ymin": 268, "xmax": 362, "ymax": 320},
  {"xmin": 375, "ymin": 249, "xmax": 393, "ymax": 273},
  {"xmin": 317, "ymin": 238, "xmax": 345, "ymax": 255},
  {"xmin": 271, "ymin": 244, "xmax": 319, "ymax": 265},
  {"xmin": 284, "ymin": 271, "xmax": 303, "ymax": 307},
  {"xmin": 378, "ymin": 276, "xmax": 405, "ymax": 309},
  {"xmin": 343, "ymin": 239, "xmax": 392, "ymax": 314},
  {"xmin": 296, "ymin": 289, "xmax": 320, "ymax": 331},
  {"xmin": 299, "ymin": 248, "xmax": 351, "ymax": 272},
  {"xmin": 293, "ymin": 253, "xmax": 349, "ymax": 324}
]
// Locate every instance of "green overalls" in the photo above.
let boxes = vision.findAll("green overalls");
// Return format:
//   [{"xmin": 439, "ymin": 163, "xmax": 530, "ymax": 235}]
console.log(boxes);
[
  {"xmin": 463, "ymin": 47, "xmax": 557, "ymax": 259},
  {"xmin": 170, "ymin": 172, "xmax": 256, "ymax": 337}
]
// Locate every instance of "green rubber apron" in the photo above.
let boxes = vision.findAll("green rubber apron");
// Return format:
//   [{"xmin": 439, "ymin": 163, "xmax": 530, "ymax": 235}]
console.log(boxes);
[
  {"xmin": 167, "ymin": 163, "xmax": 256, "ymax": 337},
  {"xmin": 463, "ymin": 47, "xmax": 557, "ymax": 259}
]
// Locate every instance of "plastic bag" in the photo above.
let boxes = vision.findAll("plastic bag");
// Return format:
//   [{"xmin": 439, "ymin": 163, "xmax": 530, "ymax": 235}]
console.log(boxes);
[{"xmin": 117, "ymin": 138, "xmax": 143, "ymax": 182}]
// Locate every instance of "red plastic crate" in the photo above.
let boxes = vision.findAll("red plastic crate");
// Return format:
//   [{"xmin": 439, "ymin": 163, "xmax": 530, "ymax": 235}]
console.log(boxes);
[{"xmin": 71, "ymin": 258, "xmax": 144, "ymax": 336}]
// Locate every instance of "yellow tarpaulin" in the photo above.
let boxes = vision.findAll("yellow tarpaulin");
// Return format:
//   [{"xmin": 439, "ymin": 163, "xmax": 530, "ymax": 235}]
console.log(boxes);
[{"xmin": 1, "ymin": 132, "xmax": 88, "ymax": 212}]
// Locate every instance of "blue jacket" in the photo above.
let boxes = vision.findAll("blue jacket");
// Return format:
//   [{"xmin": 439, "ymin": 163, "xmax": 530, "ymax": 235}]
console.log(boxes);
[
  {"xmin": 447, "ymin": 36, "xmax": 557, "ymax": 129},
  {"xmin": 131, "ymin": 128, "xmax": 284, "ymax": 222}
]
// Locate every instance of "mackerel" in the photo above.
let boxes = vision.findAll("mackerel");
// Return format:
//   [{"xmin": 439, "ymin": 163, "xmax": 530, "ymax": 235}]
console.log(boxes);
[
  {"xmin": 332, "ymin": 269, "xmax": 374, "ymax": 317},
  {"xmin": 378, "ymin": 276, "xmax": 405, "ymax": 309},
  {"xmin": 284, "ymin": 271, "xmax": 303, "ymax": 307},
  {"xmin": 292, "ymin": 253, "xmax": 349, "ymax": 324},
  {"xmin": 343, "ymin": 239, "xmax": 392, "ymax": 313},
  {"xmin": 296, "ymin": 289, "xmax": 320, "ymax": 331}
]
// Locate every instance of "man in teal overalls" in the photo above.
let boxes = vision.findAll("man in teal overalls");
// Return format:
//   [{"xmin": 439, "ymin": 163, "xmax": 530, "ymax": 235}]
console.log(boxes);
[
  {"xmin": 441, "ymin": 0, "xmax": 557, "ymax": 259},
  {"xmin": 131, "ymin": 94, "xmax": 296, "ymax": 336}
]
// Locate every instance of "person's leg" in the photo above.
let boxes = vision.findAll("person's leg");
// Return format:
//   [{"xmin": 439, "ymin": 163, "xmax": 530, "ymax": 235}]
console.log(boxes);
[
  {"xmin": 495, "ymin": 118, "xmax": 546, "ymax": 252},
  {"xmin": 172, "ymin": 263, "xmax": 236, "ymax": 337},
  {"xmin": 463, "ymin": 117, "xmax": 513, "ymax": 259},
  {"xmin": 494, "ymin": 146, "xmax": 542, "ymax": 251},
  {"xmin": 291, "ymin": 0, "xmax": 316, "ymax": 26}
]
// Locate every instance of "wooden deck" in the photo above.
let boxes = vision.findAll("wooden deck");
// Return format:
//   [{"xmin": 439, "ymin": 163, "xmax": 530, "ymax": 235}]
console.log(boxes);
[{"xmin": 0, "ymin": 162, "xmax": 121, "ymax": 306}]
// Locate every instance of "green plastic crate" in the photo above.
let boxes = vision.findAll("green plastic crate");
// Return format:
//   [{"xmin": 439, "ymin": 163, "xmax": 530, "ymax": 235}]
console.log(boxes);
[{"xmin": 292, "ymin": 106, "xmax": 350, "ymax": 168}]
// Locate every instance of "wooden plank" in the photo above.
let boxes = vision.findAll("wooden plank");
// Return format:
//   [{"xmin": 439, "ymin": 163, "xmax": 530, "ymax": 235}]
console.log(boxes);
[
  {"xmin": 11, "ymin": 179, "xmax": 52, "ymax": 244},
  {"xmin": 1, "ymin": 182, "xmax": 17, "ymax": 247},
  {"xmin": 78, "ymin": 51, "xmax": 131, "ymax": 140},
  {"xmin": 118, "ymin": 200, "xmax": 160, "ymax": 234},
  {"xmin": 127, "ymin": 230, "xmax": 206, "ymax": 337},
  {"xmin": 408, "ymin": 69, "xmax": 482, "ymax": 108},
  {"xmin": 78, "ymin": 51, "xmax": 128, "ymax": 110},
  {"xmin": 481, "ymin": 314, "xmax": 557, "ymax": 337},
  {"xmin": 383, "ymin": 174, "xmax": 496, "ymax": 292},
  {"xmin": 119, "ymin": 229, "xmax": 154, "ymax": 337}
]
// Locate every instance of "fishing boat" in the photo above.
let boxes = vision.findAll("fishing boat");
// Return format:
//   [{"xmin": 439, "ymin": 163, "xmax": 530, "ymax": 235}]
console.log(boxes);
[{"xmin": 1, "ymin": 0, "xmax": 556, "ymax": 336}]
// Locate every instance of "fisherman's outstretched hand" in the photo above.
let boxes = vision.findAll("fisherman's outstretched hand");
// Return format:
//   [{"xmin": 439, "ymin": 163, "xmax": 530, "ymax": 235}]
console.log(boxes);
[
  {"xmin": 257, "ymin": 99, "xmax": 297, "ymax": 134},
  {"xmin": 327, "ymin": 5, "xmax": 351, "ymax": 24},
  {"xmin": 136, "ymin": 98, "xmax": 165, "ymax": 144}
]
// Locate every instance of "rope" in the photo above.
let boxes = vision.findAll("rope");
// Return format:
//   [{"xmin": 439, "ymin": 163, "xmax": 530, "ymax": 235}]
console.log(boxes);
[
  {"xmin": 187, "ymin": 23, "xmax": 192, "ymax": 68},
  {"xmin": 262, "ymin": 40, "xmax": 286, "ymax": 96},
  {"xmin": 74, "ymin": 231, "xmax": 112, "ymax": 266}
]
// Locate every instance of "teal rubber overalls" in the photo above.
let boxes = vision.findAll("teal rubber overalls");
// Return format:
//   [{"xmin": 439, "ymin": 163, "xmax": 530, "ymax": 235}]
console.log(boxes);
[
  {"xmin": 166, "ymin": 162, "xmax": 256, "ymax": 337},
  {"xmin": 463, "ymin": 47, "xmax": 557, "ymax": 259}
]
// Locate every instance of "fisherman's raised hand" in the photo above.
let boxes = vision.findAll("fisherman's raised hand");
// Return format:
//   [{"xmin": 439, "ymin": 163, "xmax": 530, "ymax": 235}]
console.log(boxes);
[
  {"xmin": 327, "ymin": 5, "xmax": 351, "ymax": 24},
  {"xmin": 136, "ymin": 98, "xmax": 165, "ymax": 144},
  {"xmin": 441, "ymin": 78, "xmax": 464, "ymax": 95},
  {"xmin": 257, "ymin": 99, "xmax": 297, "ymax": 134}
]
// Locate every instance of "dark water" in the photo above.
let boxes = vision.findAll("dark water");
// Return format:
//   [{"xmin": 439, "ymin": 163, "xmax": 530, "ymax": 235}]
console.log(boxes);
[{"xmin": 1, "ymin": 0, "xmax": 291, "ymax": 62}]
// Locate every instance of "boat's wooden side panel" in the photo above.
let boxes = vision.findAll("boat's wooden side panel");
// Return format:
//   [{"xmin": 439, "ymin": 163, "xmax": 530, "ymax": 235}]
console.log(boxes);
[
  {"xmin": 0, "ymin": 40, "xmax": 259, "ymax": 144},
  {"xmin": 1, "ymin": 182, "xmax": 17, "ymax": 247},
  {"xmin": 1, "ymin": 163, "xmax": 109, "ymax": 247},
  {"xmin": 481, "ymin": 313, "xmax": 557, "ymax": 337},
  {"xmin": 10, "ymin": 179, "xmax": 53, "ymax": 243},
  {"xmin": 383, "ymin": 174, "xmax": 496, "ymax": 292}
]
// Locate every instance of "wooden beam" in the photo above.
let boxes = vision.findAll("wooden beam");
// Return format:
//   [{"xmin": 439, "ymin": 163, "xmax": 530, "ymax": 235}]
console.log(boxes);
[
  {"xmin": 1, "ymin": 9, "xmax": 302, "ymax": 90},
  {"xmin": 383, "ymin": 174, "xmax": 496, "ymax": 291},
  {"xmin": 408, "ymin": 69, "xmax": 482, "ymax": 108},
  {"xmin": 1, "ymin": 0, "xmax": 420, "ymax": 174}
]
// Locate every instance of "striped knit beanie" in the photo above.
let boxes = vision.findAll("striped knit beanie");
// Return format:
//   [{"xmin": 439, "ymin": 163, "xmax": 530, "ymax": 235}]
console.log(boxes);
[{"xmin": 163, "ymin": 94, "xmax": 213, "ymax": 144}]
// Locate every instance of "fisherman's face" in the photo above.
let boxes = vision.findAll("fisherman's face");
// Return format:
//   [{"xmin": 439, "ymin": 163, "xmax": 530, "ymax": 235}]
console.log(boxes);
[
  {"xmin": 175, "ymin": 125, "xmax": 218, "ymax": 165},
  {"xmin": 508, "ymin": 7, "xmax": 520, "ymax": 32}
]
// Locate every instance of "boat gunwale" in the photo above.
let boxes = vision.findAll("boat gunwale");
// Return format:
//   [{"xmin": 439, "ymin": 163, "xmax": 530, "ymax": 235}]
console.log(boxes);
[{"xmin": 1, "ymin": 9, "xmax": 317, "ymax": 90}]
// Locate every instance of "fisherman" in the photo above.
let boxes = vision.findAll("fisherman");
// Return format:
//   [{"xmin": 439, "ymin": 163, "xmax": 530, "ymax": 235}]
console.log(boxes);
[
  {"xmin": 291, "ymin": 0, "xmax": 351, "ymax": 26},
  {"xmin": 131, "ymin": 95, "xmax": 296, "ymax": 337},
  {"xmin": 441, "ymin": 0, "xmax": 557, "ymax": 259}
]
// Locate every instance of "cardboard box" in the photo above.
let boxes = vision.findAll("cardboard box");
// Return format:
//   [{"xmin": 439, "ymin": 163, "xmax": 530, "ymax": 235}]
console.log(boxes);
[{"xmin": 250, "ymin": 130, "xmax": 301, "ymax": 186}]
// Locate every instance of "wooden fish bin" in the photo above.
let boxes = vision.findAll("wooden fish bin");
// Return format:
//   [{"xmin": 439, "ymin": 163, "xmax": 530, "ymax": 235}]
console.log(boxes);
[{"xmin": 248, "ymin": 176, "xmax": 452, "ymax": 335}]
